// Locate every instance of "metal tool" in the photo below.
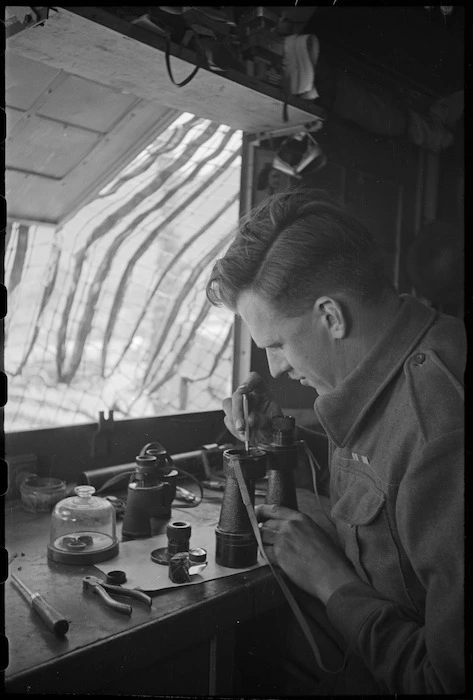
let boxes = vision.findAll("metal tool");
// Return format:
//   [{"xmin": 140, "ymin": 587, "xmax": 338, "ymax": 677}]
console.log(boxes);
[
  {"xmin": 82, "ymin": 575, "xmax": 152, "ymax": 615},
  {"xmin": 202, "ymin": 479, "xmax": 225, "ymax": 491},
  {"xmin": 243, "ymin": 394, "xmax": 250, "ymax": 453},
  {"xmin": 175, "ymin": 485, "xmax": 196, "ymax": 503},
  {"xmin": 11, "ymin": 571, "xmax": 69, "ymax": 636}
]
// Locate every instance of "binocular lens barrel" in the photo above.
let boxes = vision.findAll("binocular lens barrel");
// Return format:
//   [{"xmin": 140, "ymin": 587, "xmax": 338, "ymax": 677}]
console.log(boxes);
[{"xmin": 215, "ymin": 448, "xmax": 266, "ymax": 568}]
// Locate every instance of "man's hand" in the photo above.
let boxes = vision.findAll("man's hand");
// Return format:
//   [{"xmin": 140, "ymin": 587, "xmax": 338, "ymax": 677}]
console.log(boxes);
[
  {"xmin": 222, "ymin": 371, "xmax": 283, "ymax": 445},
  {"xmin": 256, "ymin": 503, "xmax": 361, "ymax": 605}
]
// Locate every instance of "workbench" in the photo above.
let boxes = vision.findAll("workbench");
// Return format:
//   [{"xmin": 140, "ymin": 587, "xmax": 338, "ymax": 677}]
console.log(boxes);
[{"xmin": 4, "ymin": 488, "xmax": 287, "ymax": 695}]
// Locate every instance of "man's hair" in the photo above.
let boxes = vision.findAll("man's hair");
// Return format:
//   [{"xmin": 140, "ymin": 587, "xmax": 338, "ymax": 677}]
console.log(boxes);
[{"xmin": 206, "ymin": 187, "xmax": 394, "ymax": 316}]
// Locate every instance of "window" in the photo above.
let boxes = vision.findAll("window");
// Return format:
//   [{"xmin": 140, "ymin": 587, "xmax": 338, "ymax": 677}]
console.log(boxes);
[{"xmin": 6, "ymin": 113, "xmax": 242, "ymax": 431}]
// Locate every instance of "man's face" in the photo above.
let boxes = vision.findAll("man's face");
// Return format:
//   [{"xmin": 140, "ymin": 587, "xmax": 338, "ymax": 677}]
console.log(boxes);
[{"xmin": 236, "ymin": 289, "xmax": 338, "ymax": 396}]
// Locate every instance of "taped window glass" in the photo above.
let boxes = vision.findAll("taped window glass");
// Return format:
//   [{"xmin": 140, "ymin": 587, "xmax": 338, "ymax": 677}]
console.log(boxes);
[{"xmin": 6, "ymin": 113, "xmax": 241, "ymax": 430}]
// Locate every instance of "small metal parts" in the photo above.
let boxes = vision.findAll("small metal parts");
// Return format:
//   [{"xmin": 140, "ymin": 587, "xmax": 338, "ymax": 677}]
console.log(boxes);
[
  {"xmin": 168, "ymin": 550, "xmax": 208, "ymax": 584},
  {"xmin": 150, "ymin": 520, "xmax": 192, "ymax": 565},
  {"xmin": 62, "ymin": 535, "xmax": 94, "ymax": 550},
  {"xmin": 149, "ymin": 520, "xmax": 208, "ymax": 583},
  {"xmin": 189, "ymin": 547, "xmax": 207, "ymax": 563}
]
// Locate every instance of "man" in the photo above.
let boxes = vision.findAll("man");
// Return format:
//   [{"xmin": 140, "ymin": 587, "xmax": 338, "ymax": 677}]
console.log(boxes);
[{"xmin": 206, "ymin": 188, "xmax": 465, "ymax": 694}]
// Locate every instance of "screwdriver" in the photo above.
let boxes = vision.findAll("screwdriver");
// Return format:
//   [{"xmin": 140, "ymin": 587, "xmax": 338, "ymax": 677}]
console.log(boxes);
[
  {"xmin": 243, "ymin": 393, "xmax": 250, "ymax": 454},
  {"xmin": 11, "ymin": 571, "xmax": 69, "ymax": 636}
]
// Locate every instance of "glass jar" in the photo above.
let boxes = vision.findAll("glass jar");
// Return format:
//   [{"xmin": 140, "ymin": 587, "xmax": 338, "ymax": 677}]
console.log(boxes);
[
  {"xmin": 20, "ymin": 475, "xmax": 67, "ymax": 513},
  {"xmin": 47, "ymin": 485, "xmax": 119, "ymax": 564}
]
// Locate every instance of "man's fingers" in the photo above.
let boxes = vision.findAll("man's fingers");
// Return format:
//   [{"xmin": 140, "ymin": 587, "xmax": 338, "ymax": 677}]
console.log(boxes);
[
  {"xmin": 238, "ymin": 371, "xmax": 265, "ymax": 394},
  {"xmin": 232, "ymin": 372, "xmax": 264, "ymax": 433},
  {"xmin": 259, "ymin": 524, "xmax": 278, "ymax": 545},
  {"xmin": 231, "ymin": 383, "xmax": 248, "ymax": 433},
  {"xmin": 222, "ymin": 396, "xmax": 232, "ymax": 416},
  {"xmin": 223, "ymin": 412, "xmax": 242, "ymax": 441},
  {"xmin": 258, "ymin": 522, "xmax": 278, "ymax": 561},
  {"xmin": 224, "ymin": 372, "xmax": 272, "ymax": 439},
  {"xmin": 262, "ymin": 543, "xmax": 277, "ymax": 564},
  {"xmin": 255, "ymin": 503, "xmax": 299, "ymax": 522}
]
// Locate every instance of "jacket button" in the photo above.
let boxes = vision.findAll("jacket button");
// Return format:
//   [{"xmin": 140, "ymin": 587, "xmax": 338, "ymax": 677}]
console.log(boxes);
[{"xmin": 413, "ymin": 353, "xmax": 426, "ymax": 365}]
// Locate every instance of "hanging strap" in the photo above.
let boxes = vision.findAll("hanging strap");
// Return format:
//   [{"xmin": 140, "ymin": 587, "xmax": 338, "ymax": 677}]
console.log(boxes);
[
  {"xmin": 232, "ymin": 457, "xmax": 346, "ymax": 675},
  {"xmin": 302, "ymin": 441, "xmax": 336, "ymax": 531},
  {"xmin": 165, "ymin": 35, "xmax": 201, "ymax": 87},
  {"xmin": 281, "ymin": 70, "xmax": 290, "ymax": 123}
]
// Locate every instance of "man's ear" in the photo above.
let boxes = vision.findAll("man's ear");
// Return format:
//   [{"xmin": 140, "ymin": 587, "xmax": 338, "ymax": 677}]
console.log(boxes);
[{"xmin": 314, "ymin": 296, "xmax": 347, "ymax": 339}]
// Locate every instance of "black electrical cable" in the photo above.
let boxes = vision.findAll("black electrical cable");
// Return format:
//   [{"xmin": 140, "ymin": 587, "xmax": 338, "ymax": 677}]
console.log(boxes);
[
  {"xmin": 97, "ymin": 471, "xmax": 133, "ymax": 494},
  {"xmin": 97, "ymin": 467, "xmax": 204, "ymax": 508}
]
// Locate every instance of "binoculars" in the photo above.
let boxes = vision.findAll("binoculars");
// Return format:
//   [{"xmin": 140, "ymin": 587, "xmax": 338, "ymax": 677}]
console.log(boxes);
[
  {"xmin": 215, "ymin": 416, "xmax": 300, "ymax": 568},
  {"xmin": 122, "ymin": 442, "xmax": 178, "ymax": 539}
]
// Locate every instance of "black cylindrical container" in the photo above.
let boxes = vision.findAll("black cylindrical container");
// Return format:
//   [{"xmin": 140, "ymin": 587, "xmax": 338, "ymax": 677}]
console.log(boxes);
[
  {"xmin": 166, "ymin": 520, "xmax": 192, "ymax": 556},
  {"xmin": 215, "ymin": 447, "xmax": 266, "ymax": 568},
  {"xmin": 261, "ymin": 416, "xmax": 299, "ymax": 510}
]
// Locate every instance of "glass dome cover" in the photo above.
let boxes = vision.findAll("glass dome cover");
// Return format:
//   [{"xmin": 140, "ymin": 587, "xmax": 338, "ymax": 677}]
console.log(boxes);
[{"xmin": 47, "ymin": 485, "xmax": 119, "ymax": 564}]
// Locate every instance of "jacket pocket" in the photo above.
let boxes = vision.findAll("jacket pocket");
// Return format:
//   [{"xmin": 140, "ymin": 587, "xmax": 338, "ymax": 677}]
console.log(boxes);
[
  {"xmin": 330, "ymin": 472, "xmax": 420, "ymax": 611},
  {"xmin": 331, "ymin": 479, "xmax": 385, "ymax": 526}
]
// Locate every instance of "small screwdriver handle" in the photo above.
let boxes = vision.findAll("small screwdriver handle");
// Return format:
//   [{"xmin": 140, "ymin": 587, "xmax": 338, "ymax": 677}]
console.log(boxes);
[{"xmin": 31, "ymin": 593, "xmax": 69, "ymax": 636}]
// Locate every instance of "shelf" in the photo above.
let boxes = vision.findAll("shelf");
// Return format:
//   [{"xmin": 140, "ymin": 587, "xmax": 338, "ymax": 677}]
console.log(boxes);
[{"xmin": 7, "ymin": 6, "xmax": 325, "ymax": 133}]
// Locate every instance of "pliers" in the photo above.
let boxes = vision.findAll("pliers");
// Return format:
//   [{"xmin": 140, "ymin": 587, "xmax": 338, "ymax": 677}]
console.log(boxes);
[{"xmin": 82, "ymin": 575, "xmax": 152, "ymax": 616}]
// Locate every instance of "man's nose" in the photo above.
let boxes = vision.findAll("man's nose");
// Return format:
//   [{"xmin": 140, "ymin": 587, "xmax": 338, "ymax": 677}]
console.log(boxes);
[{"xmin": 266, "ymin": 349, "xmax": 291, "ymax": 379}]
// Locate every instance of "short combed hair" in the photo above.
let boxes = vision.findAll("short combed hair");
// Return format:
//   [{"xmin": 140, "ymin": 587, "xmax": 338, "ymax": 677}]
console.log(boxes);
[{"xmin": 206, "ymin": 188, "xmax": 394, "ymax": 316}]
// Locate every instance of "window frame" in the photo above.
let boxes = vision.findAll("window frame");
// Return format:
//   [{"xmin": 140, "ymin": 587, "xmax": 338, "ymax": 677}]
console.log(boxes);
[{"xmin": 4, "ymin": 134, "xmax": 257, "ymax": 476}]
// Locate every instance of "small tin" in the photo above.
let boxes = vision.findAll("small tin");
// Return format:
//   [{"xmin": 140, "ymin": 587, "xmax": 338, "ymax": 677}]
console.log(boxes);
[
  {"xmin": 106, "ymin": 570, "xmax": 127, "ymax": 585},
  {"xmin": 189, "ymin": 547, "xmax": 207, "ymax": 564}
]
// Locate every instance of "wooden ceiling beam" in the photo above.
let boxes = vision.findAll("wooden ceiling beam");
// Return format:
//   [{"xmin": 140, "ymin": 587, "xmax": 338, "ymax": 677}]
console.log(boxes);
[{"xmin": 7, "ymin": 6, "xmax": 324, "ymax": 133}]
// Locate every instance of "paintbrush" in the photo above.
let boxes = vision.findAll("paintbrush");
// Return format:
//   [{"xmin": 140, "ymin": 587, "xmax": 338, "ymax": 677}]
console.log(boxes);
[{"xmin": 243, "ymin": 393, "xmax": 250, "ymax": 454}]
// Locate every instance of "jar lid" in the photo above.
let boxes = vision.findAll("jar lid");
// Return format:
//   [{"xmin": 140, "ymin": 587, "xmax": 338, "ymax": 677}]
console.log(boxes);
[{"xmin": 54, "ymin": 485, "xmax": 113, "ymax": 511}]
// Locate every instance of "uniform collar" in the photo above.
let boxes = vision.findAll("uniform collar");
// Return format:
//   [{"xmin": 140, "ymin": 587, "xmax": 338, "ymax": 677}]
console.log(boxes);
[{"xmin": 314, "ymin": 295, "xmax": 437, "ymax": 447}]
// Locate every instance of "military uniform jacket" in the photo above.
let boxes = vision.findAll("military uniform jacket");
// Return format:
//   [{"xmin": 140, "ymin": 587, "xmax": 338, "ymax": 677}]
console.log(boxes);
[{"xmin": 315, "ymin": 294, "xmax": 465, "ymax": 694}]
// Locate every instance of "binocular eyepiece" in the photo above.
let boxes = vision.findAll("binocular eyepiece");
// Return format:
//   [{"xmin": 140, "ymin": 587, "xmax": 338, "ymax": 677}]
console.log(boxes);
[
  {"xmin": 122, "ymin": 442, "xmax": 178, "ymax": 539},
  {"xmin": 215, "ymin": 416, "xmax": 300, "ymax": 569},
  {"xmin": 262, "ymin": 416, "xmax": 299, "ymax": 511}
]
